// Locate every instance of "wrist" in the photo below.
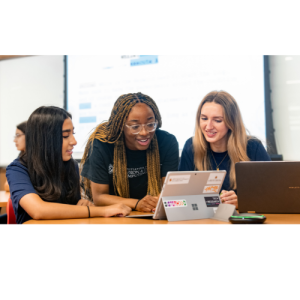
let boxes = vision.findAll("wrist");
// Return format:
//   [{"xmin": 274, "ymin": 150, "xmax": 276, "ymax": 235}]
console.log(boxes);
[
  {"xmin": 134, "ymin": 199, "xmax": 142, "ymax": 211},
  {"xmin": 123, "ymin": 198, "xmax": 140, "ymax": 209}
]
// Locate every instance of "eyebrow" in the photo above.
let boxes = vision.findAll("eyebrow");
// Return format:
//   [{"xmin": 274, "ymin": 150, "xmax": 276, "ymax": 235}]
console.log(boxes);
[
  {"xmin": 128, "ymin": 116, "xmax": 154, "ymax": 122},
  {"xmin": 200, "ymin": 114, "xmax": 223, "ymax": 119},
  {"xmin": 62, "ymin": 127, "xmax": 75, "ymax": 133}
]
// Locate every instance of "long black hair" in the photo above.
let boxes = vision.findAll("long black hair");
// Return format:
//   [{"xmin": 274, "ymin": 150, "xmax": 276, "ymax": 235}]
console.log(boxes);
[
  {"xmin": 16, "ymin": 121, "xmax": 27, "ymax": 135},
  {"xmin": 20, "ymin": 106, "xmax": 80, "ymax": 204},
  {"xmin": 16, "ymin": 121, "xmax": 27, "ymax": 156}
]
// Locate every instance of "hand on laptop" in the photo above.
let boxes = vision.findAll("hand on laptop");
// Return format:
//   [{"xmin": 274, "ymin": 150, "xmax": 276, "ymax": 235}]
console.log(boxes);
[
  {"xmin": 220, "ymin": 190, "xmax": 238, "ymax": 208},
  {"xmin": 136, "ymin": 195, "xmax": 159, "ymax": 212}
]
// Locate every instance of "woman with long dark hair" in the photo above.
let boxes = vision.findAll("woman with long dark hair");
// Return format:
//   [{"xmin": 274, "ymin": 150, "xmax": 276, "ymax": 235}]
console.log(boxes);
[
  {"xmin": 6, "ymin": 106, "xmax": 131, "ymax": 224},
  {"xmin": 4, "ymin": 121, "xmax": 27, "ymax": 192}
]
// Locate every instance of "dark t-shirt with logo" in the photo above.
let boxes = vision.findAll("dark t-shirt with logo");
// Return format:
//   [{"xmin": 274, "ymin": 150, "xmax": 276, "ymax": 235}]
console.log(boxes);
[{"xmin": 81, "ymin": 129, "xmax": 179, "ymax": 200}]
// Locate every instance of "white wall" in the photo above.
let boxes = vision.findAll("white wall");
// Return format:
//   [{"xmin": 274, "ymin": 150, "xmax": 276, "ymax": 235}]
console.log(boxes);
[
  {"xmin": 269, "ymin": 55, "xmax": 300, "ymax": 161},
  {"xmin": 0, "ymin": 56, "xmax": 64, "ymax": 166}
]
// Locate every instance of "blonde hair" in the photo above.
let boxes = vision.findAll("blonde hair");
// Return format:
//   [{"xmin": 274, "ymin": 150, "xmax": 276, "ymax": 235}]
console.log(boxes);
[
  {"xmin": 193, "ymin": 91, "xmax": 250, "ymax": 189},
  {"xmin": 81, "ymin": 92, "xmax": 162, "ymax": 199}
]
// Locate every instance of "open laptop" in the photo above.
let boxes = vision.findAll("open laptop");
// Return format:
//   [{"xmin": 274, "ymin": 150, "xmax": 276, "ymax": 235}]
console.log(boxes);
[
  {"xmin": 236, "ymin": 161, "xmax": 300, "ymax": 213},
  {"xmin": 127, "ymin": 170, "xmax": 226, "ymax": 221}
]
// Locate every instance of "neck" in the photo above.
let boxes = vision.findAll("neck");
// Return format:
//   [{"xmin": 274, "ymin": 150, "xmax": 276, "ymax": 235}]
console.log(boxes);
[{"xmin": 209, "ymin": 141, "xmax": 227, "ymax": 153}]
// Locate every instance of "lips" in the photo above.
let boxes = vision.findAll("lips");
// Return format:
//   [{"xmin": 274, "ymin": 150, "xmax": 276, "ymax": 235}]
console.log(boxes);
[
  {"xmin": 66, "ymin": 148, "xmax": 73, "ymax": 155},
  {"xmin": 206, "ymin": 131, "xmax": 217, "ymax": 138},
  {"xmin": 136, "ymin": 138, "xmax": 150, "ymax": 146}
]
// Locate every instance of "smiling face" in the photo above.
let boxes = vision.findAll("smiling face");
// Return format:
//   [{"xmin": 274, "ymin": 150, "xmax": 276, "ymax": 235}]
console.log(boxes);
[
  {"xmin": 62, "ymin": 118, "xmax": 77, "ymax": 161},
  {"xmin": 14, "ymin": 128, "xmax": 26, "ymax": 152},
  {"xmin": 124, "ymin": 103, "xmax": 156, "ymax": 151},
  {"xmin": 200, "ymin": 102, "xmax": 229, "ymax": 151}
]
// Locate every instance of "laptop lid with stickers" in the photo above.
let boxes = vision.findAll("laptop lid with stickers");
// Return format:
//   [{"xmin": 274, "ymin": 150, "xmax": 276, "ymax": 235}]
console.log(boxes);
[{"xmin": 153, "ymin": 170, "xmax": 226, "ymax": 221}]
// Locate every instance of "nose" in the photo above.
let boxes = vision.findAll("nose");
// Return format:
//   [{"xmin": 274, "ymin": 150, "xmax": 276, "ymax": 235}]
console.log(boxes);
[
  {"xmin": 206, "ymin": 119, "xmax": 214, "ymax": 130},
  {"xmin": 139, "ymin": 125, "xmax": 148, "ymax": 136},
  {"xmin": 70, "ymin": 134, "xmax": 77, "ymax": 146}
]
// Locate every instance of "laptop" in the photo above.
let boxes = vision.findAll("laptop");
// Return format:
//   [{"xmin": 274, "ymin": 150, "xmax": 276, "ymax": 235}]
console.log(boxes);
[
  {"xmin": 236, "ymin": 161, "xmax": 300, "ymax": 213},
  {"xmin": 127, "ymin": 170, "xmax": 226, "ymax": 221}
]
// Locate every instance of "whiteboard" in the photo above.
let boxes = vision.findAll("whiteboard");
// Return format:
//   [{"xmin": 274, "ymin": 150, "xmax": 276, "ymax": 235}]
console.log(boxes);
[
  {"xmin": 0, "ymin": 55, "xmax": 64, "ymax": 166},
  {"xmin": 66, "ymin": 55, "xmax": 265, "ymax": 159}
]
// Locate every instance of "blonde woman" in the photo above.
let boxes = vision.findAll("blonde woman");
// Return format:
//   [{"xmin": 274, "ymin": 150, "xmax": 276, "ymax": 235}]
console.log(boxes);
[{"xmin": 179, "ymin": 91, "xmax": 270, "ymax": 208}]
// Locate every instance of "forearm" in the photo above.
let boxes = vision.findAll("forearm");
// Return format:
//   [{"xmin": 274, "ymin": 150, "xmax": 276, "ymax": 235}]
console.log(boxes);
[
  {"xmin": 20, "ymin": 194, "xmax": 108, "ymax": 220},
  {"xmin": 94, "ymin": 193, "xmax": 138, "ymax": 209}
]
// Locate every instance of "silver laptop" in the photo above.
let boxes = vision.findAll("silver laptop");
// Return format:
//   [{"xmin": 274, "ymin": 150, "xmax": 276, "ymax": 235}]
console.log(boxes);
[{"xmin": 127, "ymin": 170, "xmax": 226, "ymax": 221}]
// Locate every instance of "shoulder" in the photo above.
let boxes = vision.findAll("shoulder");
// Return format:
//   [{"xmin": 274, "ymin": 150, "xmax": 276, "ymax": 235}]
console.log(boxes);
[
  {"xmin": 6, "ymin": 158, "xmax": 28, "ymax": 173},
  {"xmin": 88, "ymin": 139, "xmax": 114, "ymax": 159},
  {"xmin": 246, "ymin": 137, "xmax": 263, "ymax": 152},
  {"xmin": 156, "ymin": 129, "xmax": 178, "ymax": 145},
  {"xmin": 182, "ymin": 137, "xmax": 194, "ymax": 154},
  {"xmin": 246, "ymin": 137, "xmax": 270, "ymax": 160},
  {"xmin": 184, "ymin": 137, "xmax": 193, "ymax": 148},
  {"xmin": 91, "ymin": 139, "xmax": 114, "ymax": 151}
]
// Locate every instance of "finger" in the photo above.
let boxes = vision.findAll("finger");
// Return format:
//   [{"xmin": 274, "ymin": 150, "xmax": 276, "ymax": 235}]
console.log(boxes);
[
  {"xmin": 136, "ymin": 202, "xmax": 152, "ymax": 212},
  {"xmin": 141, "ymin": 205, "xmax": 153, "ymax": 212},
  {"xmin": 224, "ymin": 200, "xmax": 238, "ymax": 208},
  {"xmin": 146, "ymin": 199, "xmax": 157, "ymax": 207},
  {"xmin": 226, "ymin": 191, "xmax": 236, "ymax": 196},
  {"xmin": 223, "ymin": 195, "xmax": 237, "ymax": 201},
  {"xmin": 224, "ymin": 199, "xmax": 237, "ymax": 205},
  {"xmin": 141, "ymin": 199, "xmax": 156, "ymax": 208}
]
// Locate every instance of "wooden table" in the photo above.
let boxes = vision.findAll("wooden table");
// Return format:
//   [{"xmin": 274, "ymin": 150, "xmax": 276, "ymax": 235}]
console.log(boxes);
[
  {"xmin": 24, "ymin": 210, "xmax": 300, "ymax": 224},
  {"xmin": 0, "ymin": 191, "xmax": 9, "ymax": 208}
]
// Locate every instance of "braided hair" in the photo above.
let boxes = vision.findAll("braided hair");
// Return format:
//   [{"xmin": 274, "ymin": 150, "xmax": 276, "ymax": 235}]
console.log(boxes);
[{"xmin": 81, "ymin": 92, "xmax": 162, "ymax": 199}]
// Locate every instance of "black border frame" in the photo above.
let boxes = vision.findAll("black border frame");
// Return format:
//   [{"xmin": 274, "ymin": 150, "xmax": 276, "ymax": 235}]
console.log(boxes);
[
  {"xmin": 264, "ymin": 55, "xmax": 282, "ymax": 160},
  {"xmin": 64, "ymin": 55, "xmax": 281, "ymax": 160}
]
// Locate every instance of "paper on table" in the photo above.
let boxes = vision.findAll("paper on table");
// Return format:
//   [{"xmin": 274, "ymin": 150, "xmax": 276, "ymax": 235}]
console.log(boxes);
[{"xmin": 212, "ymin": 203, "xmax": 237, "ymax": 222}]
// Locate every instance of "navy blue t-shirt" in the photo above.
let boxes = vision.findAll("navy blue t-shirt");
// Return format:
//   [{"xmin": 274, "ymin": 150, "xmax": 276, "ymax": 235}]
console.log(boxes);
[
  {"xmin": 6, "ymin": 159, "xmax": 81, "ymax": 224},
  {"xmin": 178, "ymin": 137, "xmax": 271, "ymax": 191}
]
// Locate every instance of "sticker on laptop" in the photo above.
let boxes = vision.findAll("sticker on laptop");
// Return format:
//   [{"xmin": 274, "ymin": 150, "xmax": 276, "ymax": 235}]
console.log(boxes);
[
  {"xmin": 163, "ymin": 200, "xmax": 187, "ymax": 208},
  {"xmin": 204, "ymin": 196, "xmax": 221, "ymax": 207},
  {"xmin": 203, "ymin": 185, "xmax": 220, "ymax": 193},
  {"xmin": 167, "ymin": 175, "xmax": 191, "ymax": 185},
  {"xmin": 207, "ymin": 173, "xmax": 225, "ymax": 185}
]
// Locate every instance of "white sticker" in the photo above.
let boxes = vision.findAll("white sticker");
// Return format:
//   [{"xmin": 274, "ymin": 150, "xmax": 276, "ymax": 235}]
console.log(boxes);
[
  {"xmin": 167, "ymin": 175, "xmax": 191, "ymax": 185},
  {"xmin": 207, "ymin": 173, "xmax": 225, "ymax": 185},
  {"xmin": 203, "ymin": 185, "xmax": 220, "ymax": 193}
]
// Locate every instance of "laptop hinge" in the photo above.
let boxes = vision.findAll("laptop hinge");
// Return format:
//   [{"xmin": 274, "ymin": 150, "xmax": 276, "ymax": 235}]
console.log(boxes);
[{"xmin": 247, "ymin": 211, "xmax": 256, "ymax": 213}]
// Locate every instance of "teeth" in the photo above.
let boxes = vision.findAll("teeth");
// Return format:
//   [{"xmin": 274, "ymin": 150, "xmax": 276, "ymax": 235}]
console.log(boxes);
[{"xmin": 139, "ymin": 139, "xmax": 147, "ymax": 142}]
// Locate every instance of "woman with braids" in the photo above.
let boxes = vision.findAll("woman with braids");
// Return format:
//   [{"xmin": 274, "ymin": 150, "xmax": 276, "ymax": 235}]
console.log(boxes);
[
  {"xmin": 6, "ymin": 106, "xmax": 131, "ymax": 224},
  {"xmin": 179, "ymin": 91, "xmax": 270, "ymax": 208},
  {"xmin": 81, "ymin": 92, "xmax": 179, "ymax": 212}
]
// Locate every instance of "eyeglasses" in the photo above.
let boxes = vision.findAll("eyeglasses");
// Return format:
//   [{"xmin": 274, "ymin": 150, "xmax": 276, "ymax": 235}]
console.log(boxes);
[
  {"xmin": 125, "ymin": 121, "xmax": 158, "ymax": 135},
  {"xmin": 13, "ymin": 134, "xmax": 24, "ymax": 139}
]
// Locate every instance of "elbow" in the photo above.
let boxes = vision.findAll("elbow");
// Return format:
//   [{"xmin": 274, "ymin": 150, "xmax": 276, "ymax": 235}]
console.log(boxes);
[
  {"xmin": 30, "ymin": 208, "xmax": 45, "ymax": 220},
  {"xmin": 93, "ymin": 195, "xmax": 106, "ymax": 206}
]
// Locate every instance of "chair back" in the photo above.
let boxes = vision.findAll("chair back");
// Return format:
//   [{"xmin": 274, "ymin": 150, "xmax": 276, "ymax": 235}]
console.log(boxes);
[{"xmin": 7, "ymin": 198, "xmax": 17, "ymax": 224}]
